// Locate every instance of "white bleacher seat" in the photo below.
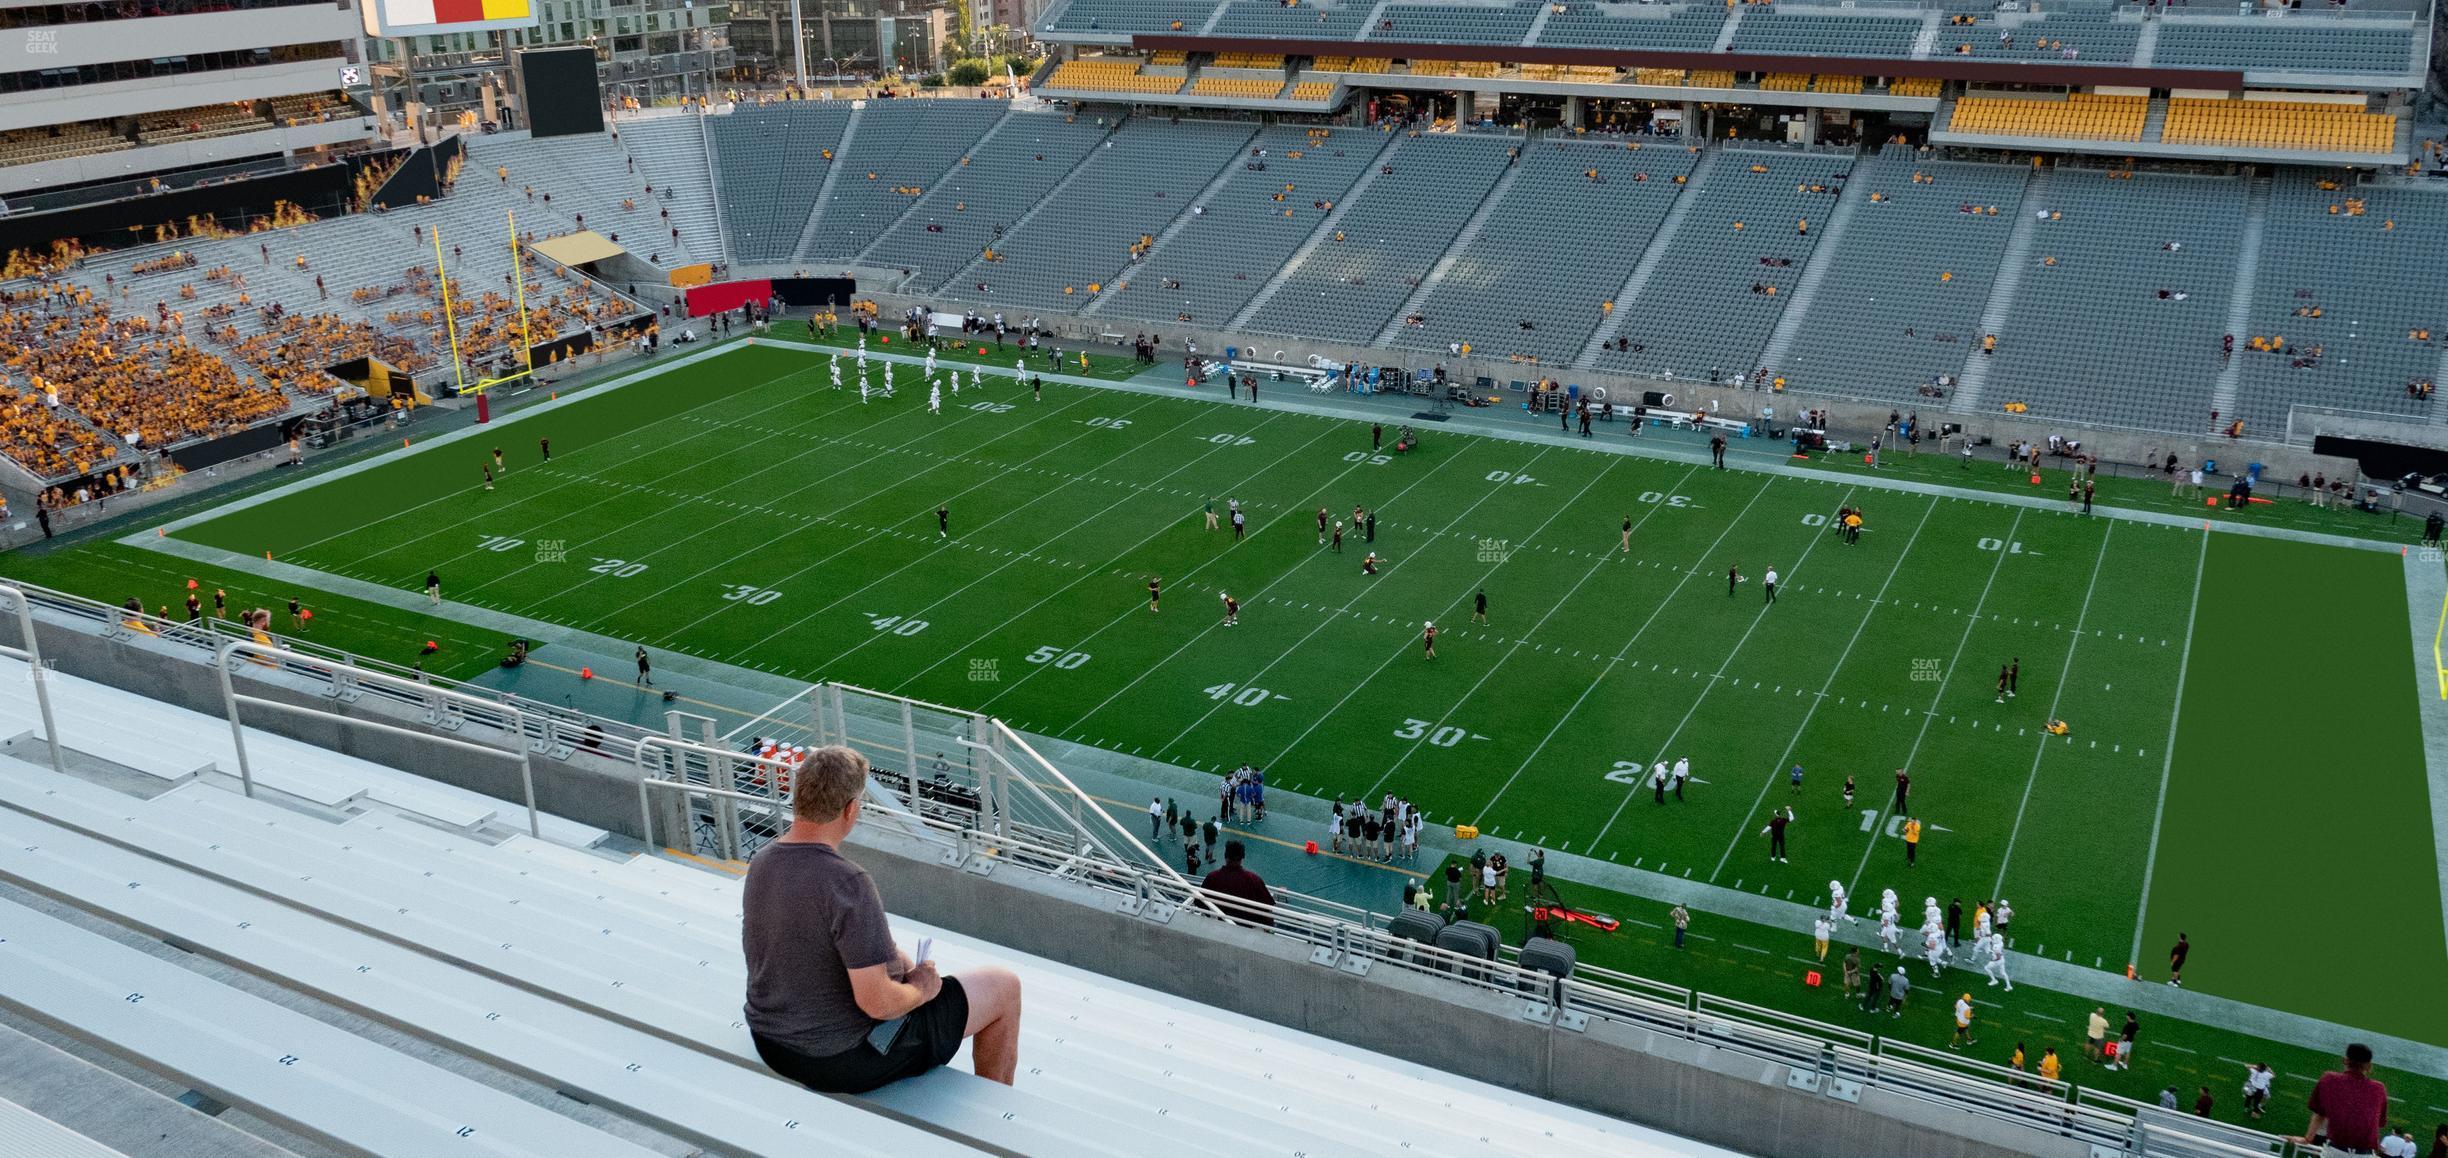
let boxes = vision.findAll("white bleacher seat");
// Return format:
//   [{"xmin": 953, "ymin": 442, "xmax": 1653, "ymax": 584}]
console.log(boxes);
[
  {"xmin": 0, "ymin": 666, "xmax": 211, "ymax": 785},
  {"xmin": 0, "ymin": 782, "xmax": 985, "ymax": 1158},
  {"xmin": 0, "ymin": 761, "xmax": 1719, "ymax": 1156},
  {"xmin": 0, "ymin": 898, "xmax": 667, "ymax": 1158},
  {"xmin": 0, "ymin": 1093, "xmax": 125, "ymax": 1158}
]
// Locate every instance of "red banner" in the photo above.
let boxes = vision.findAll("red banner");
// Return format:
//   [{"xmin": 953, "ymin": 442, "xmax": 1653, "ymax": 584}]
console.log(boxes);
[{"xmin": 684, "ymin": 279, "xmax": 773, "ymax": 318}]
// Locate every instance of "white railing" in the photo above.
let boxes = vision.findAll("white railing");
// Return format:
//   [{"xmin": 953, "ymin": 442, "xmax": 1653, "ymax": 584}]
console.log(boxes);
[
  {"xmin": 214, "ymin": 639, "xmax": 544, "ymax": 837},
  {"xmin": 644, "ymin": 770, "xmax": 2312, "ymax": 1158},
  {"xmin": 0, "ymin": 584, "xmax": 64, "ymax": 775}
]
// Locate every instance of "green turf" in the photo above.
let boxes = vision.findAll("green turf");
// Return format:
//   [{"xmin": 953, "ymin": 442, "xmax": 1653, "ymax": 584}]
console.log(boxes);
[
  {"xmin": 2138, "ymin": 536, "xmax": 2447, "ymax": 1043},
  {"xmin": 34, "ymin": 342, "xmax": 2441, "ymax": 1061}
]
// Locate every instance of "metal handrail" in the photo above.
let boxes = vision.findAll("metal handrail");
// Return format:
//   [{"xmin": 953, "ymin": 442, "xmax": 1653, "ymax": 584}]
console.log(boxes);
[
  {"xmin": 213, "ymin": 639, "xmax": 544, "ymax": 837},
  {"xmin": 6, "ymin": 576, "xmax": 666, "ymax": 755},
  {"xmin": 614, "ymin": 770, "xmax": 2340, "ymax": 1157},
  {"xmin": 0, "ymin": 584, "xmax": 64, "ymax": 774}
]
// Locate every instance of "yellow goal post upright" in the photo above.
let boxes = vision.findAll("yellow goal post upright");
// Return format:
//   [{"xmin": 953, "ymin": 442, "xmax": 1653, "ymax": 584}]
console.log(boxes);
[{"xmin": 430, "ymin": 209, "xmax": 538, "ymax": 397}]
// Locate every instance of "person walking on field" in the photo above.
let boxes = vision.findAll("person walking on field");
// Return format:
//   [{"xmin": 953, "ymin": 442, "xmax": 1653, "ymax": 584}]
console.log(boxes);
[
  {"xmin": 635, "ymin": 647, "xmax": 653, "ymax": 686},
  {"xmin": 426, "ymin": 571, "xmax": 442, "ymax": 606},
  {"xmin": 2008, "ymin": 658, "xmax": 2020, "ymax": 698},
  {"xmin": 1204, "ymin": 499, "xmax": 1218, "ymax": 531},
  {"xmin": 1903, "ymin": 816, "xmax": 1922, "ymax": 867},
  {"xmin": 1147, "ymin": 576, "xmax": 1161, "ymax": 613},
  {"xmin": 2168, "ymin": 933, "xmax": 2189, "ymax": 987},
  {"xmin": 1893, "ymin": 768, "xmax": 1911, "ymax": 812},
  {"xmin": 1813, "ymin": 916, "xmax": 1831, "ymax": 962},
  {"xmin": 1763, "ymin": 566, "xmax": 1779, "ymax": 604},
  {"xmin": 1670, "ymin": 903, "xmax": 1690, "ymax": 949},
  {"xmin": 1622, "ymin": 516, "xmax": 1633, "ymax": 553}
]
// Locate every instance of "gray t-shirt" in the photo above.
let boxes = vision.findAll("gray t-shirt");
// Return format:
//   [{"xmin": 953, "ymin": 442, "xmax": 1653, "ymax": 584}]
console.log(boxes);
[{"xmin": 741, "ymin": 839, "xmax": 897, "ymax": 1056}]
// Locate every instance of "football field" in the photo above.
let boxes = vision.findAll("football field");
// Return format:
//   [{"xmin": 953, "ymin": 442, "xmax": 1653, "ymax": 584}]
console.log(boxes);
[{"xmin": 160, "ymin": 340, "xmax": 2446, "ymax": 1041}]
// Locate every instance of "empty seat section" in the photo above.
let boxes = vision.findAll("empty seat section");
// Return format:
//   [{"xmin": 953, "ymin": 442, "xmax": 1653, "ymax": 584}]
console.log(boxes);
[
  {"xmin": 2152, "ymin": 19, "xmax": 2414, "ymax": 75},
  {"xmin": 1188, "ymin": 75, "xmax": 1287, "ymax": 98},
  {"xmin": 1211, "ymin": 1, "xmax": 1370, "ymax": 39},
  {"xmin": 1535, "ymin": 3, "xmax": 1725, "ymax": 50},
  {"xmin": 620, "ymin": 117, "xmax": 725, "ymax": 264},
  {"xmin": 863, "ymin": 112, "xmax": 1114, "ymax": 291},
  {"xmin": 1240, "ymin": 131, "xmax": 1520, "ymax": 343},
  {"xmin": 1096, "ymin": 124, "xmax": 1384, "ymax": 327},
  {"xmin": 2161, "ymin": 99, "xmax": 2396, "ymax": 154},
  {"xmin": 803, "ymin": 100, "xmax": 1009, "ymax": 263},
  {"xmin": 1048, "ymin": 0, "xmax": 1219, "ymax": 33},
  {"xmin": 1768, "ymin": 151, "xmax": 2030, "ymax": 404},
  {"xmin": 1948, "ymin": 93, "xmax": 2146, "ymax": 142},
  {"xmin": 1390, "ymin": 139, "xmax": 1697, "ymax": 365},
  {"xmin": 707, "ymin": 103, "xmax": 854, "ymax": 263},
  {"xmin": 1584, "ymin": 149, "xmax": 1850, "ymax": 380},
  {"xmin": 1725, "ymin": 10, "xmax": 1920, "ymax": 57},
  {"xmin": 1365, "ymin": 1, "xmax": 1542, "ymax": 44},
  {"xmin": 2229, "ymin": 175, "xmax": 2448, "ymax": 438},
  {"xmin": 1043, "ymin": 59, "xmax": 1187, "ymax": 94},
  {"xmin": 961, "ymin": 118, "xmax": 1254, "ymax": 310},
  {"xmin": 1982, "ymin": 169, "xmax": 2245, "ymax": 433}
]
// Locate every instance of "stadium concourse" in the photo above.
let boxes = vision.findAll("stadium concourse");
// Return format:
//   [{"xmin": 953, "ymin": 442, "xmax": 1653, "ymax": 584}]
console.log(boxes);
[{"xmin": 3, "ymin": 0, "xmax": 2448, "ymax": 1153}]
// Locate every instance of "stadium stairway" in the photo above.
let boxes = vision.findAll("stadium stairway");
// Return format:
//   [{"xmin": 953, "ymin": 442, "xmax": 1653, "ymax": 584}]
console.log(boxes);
[
  {"xmin": 1225, "ymin": 130, "xmax": 1405, "ymax": 331},
  {"xmin": 1373, "ymin": 143, "xmax": 1532, "ymax": 346},
  {"xmin": 1752, "ymin": 171, "xmax": 1871, "ymax": 374},
  {"xmin": 791, "ymin": 104, "xmax": 865, "ymax": 263},
  {"xmin": 0, "ymin": 755, "xmax": 1691, "ymax": 1157},
  {"xmin": 1575, "ymin": 145, "xmax": 1720, "ymax": 365},
  {"xmin": 1945, "ymin": 166, "xmax": 2049, "ymax": 415},
  {"xmin": 2132, "ymin": 15, "xmax": 2160, "ymax": 67},
  {"xmin": 2206, "ymin": 174, "xmax": 2271, "ymax": 428}
]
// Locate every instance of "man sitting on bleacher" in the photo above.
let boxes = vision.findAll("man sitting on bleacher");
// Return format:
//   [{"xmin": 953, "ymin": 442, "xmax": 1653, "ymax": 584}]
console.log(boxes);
[{"xmin": 742, "ymin": 746, "xmax": 1023, "ymax": 1092}]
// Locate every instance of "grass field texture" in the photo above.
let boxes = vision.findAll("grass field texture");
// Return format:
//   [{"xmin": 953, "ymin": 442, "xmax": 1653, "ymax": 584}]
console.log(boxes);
[{"xmin": 110, "ymin": 342, "xmax": 2444, "ymax": 1050}]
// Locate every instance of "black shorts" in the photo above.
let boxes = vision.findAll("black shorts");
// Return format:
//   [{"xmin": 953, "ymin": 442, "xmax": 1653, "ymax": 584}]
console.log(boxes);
[{"xmin": 752, "ymin": 976, "xmax": 970, "ymax": 1095}]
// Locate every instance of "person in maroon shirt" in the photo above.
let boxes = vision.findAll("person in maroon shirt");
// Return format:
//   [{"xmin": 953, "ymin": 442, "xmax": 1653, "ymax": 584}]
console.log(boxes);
[
  {"xmin": 2304, "ymin": 1043, "xmax": 2388, "ymax": 1155},
  {"xmin": 1199, "ymin": 840, "xmax": 1276, "ymax": 928}
]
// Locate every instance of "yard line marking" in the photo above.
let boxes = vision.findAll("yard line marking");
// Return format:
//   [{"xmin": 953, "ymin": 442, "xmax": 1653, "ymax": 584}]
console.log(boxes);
[
  {"xmin": 974, "ymin": 423, "xmax": 1424, "ymax": 714},
  {"xmin": 276, "ymin": 349, "xmax": 828, "ymax": 559},
  {"xmin": 476, "ymin": 386, "xmax": 1067, "ymax": 609},
  {"xmin": 1131, "ymin": 446, "xmax": 1488, "ymax": 758},
  {"xmin": 1267, "ymin": 451, "xmax": 1604, "ymax": 787},
  {"xmin": 1842, "ymin": 509, "xmax": 2026, "ymax": 903},
  {"xmin": 2129, "ymin": 526, "xmax": 2210, "ymax": 966},
  {"xmin": 1991, "ymin": 522, "xmax": 2112, "ymax": 895},
  {"xmin": 819, "ymin": 407, "xmax": 1294, "ymax": 674},
  {"xmin": 347, "ymin": 359, "xmax": 862, "ymax": 577},
  {"xmin": 1605, "ymin": 474, "xmax": 1889, "ymax": 851},
  {"xmin": 676, "ymin": 393, "xmax": 1178, "ymax": 653},
  {"xmin": 889, "ymin": 417, "xmax": 1340, "ymax": 693},
  {"xmin": 1474, "ymin": 472, "xmax": 1770, "ymax": 825},
  {"xmin": 1361, "ymin": 460, "xmax": 1703, "ymax": 803},
  {"xmin": 392, "ymin": 373, "xmax": 916, "ymax": 590}
]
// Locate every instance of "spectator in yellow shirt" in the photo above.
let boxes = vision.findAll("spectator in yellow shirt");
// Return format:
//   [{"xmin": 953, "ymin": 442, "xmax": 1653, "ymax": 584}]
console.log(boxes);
[{"xmin": 1903, "ymin": 817, "xmax": 1923, "ymax": 867}]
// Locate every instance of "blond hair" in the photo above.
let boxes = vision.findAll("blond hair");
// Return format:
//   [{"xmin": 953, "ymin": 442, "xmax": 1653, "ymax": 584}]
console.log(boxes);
[{"xmin": 792, "ymin": 745, "xmax": 869, "ymax": 823}]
